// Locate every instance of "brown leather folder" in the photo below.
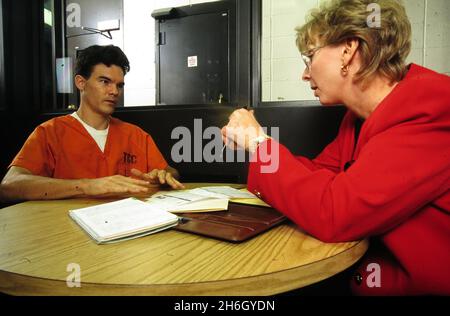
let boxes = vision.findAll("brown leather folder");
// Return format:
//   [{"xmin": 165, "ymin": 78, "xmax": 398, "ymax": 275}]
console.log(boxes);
[{"xmin": 174, "ymin": 202, "xmax": 287, "ymax": 242}]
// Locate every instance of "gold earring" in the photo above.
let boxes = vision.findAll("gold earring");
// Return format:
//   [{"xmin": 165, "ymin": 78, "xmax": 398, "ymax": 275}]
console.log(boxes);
[{"xmin": 341, "ymin": 64, "xmax": 349, "ymax": 75}]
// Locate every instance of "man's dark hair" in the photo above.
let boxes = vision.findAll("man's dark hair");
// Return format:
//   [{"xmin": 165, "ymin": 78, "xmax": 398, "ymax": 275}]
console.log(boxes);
[{"xmin": 75, "ymin": 45, "xmax": 130, "ymax": 78}]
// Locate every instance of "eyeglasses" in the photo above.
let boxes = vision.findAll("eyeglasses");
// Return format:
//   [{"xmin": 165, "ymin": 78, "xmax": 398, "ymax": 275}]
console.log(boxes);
[{"xmin": 301, "ymin": 46, "xmax": 324, "ymax": 70}]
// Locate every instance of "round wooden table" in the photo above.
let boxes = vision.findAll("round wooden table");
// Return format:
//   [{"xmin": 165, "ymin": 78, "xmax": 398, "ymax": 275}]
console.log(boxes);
[{"xmin": 0, "ymin": 184, "xmax": 368, "ymax": 296}]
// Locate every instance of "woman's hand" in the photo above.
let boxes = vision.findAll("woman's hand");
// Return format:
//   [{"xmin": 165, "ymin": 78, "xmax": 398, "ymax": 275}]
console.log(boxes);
[{"xmin": 221, "ymin": 109, "xmax": 267, "ymax": 152}]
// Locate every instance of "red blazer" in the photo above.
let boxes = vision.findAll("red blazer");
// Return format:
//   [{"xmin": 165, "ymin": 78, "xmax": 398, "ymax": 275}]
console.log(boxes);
[{"xmin": 248, "ymin": 64, "xmax": 450, "ymax": 295}]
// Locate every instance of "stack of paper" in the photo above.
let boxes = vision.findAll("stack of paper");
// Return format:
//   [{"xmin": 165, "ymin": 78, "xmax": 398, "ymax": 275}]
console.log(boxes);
[
  {"xmin": 188, "ymin": 186, "xmax": 271, "ymax": 207},
  {"xmin": 145, "ymin": 186, "xmax": 270, "ymax": 213},
  {"xmin": 190, "ymin": 186, "xmax": 258, "ymax": 199},
  {"xmin": 145, "ymin": 190, "xmax": 229, "ymax": 213}
]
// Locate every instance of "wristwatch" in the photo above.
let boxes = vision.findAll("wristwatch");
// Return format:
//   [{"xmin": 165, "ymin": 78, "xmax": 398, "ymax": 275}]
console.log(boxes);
[{"xmin": 249, "ymin": 134, "xmax": 271, "ymax": 153}]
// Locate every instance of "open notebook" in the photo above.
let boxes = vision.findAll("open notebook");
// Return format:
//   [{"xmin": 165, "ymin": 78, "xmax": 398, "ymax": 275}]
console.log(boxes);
[{"xmin": 69, "ymin": 198, "xmax": 178, "ymax": 244}]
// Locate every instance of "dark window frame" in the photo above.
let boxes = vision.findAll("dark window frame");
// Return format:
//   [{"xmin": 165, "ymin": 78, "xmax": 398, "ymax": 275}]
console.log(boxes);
[
  {"xmin": 42, "ymin": 0, "xmax": 68, "ymax": 111},
  {"xmin": 43, "ymin": 0, "xmax": 258, "ymax": 113},
  {"xmin": 250, "ymin": 0, "xmax": 322, "ymax": 108},
  {"xmin": 32, "ymin": 0, "xmax": 320, "ymax": 114},
  {"xmin": 154, "ymin": 0, "xmax": 236, "ymax": 106},
  {"xmin": 250, "ymin": 0, "xmax": 260, "ymax": 108}
]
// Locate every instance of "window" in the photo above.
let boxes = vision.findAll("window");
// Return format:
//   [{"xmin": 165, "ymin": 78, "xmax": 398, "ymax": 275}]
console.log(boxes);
[
  {"xmin": 41, "ymin": 0, "xmax": 229, "ymax": 111},
  {"xmin": 260, "ymin": 0, "xmax": 450, "ymax": 104}
]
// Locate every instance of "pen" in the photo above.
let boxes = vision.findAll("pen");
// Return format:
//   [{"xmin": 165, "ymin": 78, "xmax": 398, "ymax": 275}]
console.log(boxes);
[
  {"xmin": 222, "ymin": 105, "xmax": 252, "ymax": 154},
  {"xmin": 221, "ymin": 143, "xmax": 227, "ymax": 156}
]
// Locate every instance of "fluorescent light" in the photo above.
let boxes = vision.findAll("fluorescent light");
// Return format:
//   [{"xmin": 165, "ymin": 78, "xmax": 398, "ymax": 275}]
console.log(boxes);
[{"xmin": 44, "ymin": 8, "xmax": 52, "ymax": 27}]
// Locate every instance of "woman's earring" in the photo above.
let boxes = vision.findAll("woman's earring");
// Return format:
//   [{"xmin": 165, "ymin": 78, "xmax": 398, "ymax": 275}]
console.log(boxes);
[{"xmin": 341, "ymin": 64, "xmax": 349, "ymax": 75}]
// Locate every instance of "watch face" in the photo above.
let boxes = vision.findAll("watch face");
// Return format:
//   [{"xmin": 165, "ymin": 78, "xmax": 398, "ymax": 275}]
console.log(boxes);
[
  {"xmin": 254, "ymin": 136, "xmax": 263, "ymax": 143},
  {"xmin": 256, "ymin": 135, "xmax": 270, "ymax": 143},
  {"xmin": 249, "ymin": 135, "xmax": 271, "ymax": 153}
]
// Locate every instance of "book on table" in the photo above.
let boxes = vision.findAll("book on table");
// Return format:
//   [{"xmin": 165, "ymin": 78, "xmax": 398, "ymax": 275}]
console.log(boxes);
[
  {"xmin": 69, "ymin": 186, "xmax": 284, "ymax": 244},
  {"xmin": 69, "ymin": 198, "xmax": 179, "ymax": 244}
]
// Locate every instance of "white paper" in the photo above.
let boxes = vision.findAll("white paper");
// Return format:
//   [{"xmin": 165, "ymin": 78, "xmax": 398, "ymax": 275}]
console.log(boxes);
[
  {"xmin": 146, "ymin": 190, "xmax": 228, "ymax": 213},
  {"xmin": 69, "ymin": 198, "xmax": 178, "ymax": 243},
  {"xmin": 188, "ymin": 56, "xmax": 198, "ymax": 68},
  {"xmin": 195, "ymin": 186, "xmax": 257, "ymax": 199},
  {"xmin": 188, "ymin": 188, "xmax": 230, "ymax": 199}
]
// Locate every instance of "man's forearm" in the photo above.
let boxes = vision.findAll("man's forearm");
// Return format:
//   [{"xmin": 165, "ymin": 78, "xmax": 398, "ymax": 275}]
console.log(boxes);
[{"xmin": 0, "ymin": 174, "xmax": 87, "ymax": 202}]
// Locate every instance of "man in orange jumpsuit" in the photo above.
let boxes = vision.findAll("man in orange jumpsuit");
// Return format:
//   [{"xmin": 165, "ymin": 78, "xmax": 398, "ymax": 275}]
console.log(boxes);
[{"xmin": 0, "ymin": 45, "xmax": 184, "ymax": 202}]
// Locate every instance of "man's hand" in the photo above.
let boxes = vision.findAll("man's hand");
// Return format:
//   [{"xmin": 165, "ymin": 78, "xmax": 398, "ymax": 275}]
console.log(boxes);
[
  {"xmin": 81, "ymin": 175, "xmax": 155, "ymax": 197},
  {"xmin": 131, "ymin": 168, "xmax": 185, "ymax": 190},
  {"xmin": 0, "ymin": 166, "xmax": 184, "ymax": 202}
]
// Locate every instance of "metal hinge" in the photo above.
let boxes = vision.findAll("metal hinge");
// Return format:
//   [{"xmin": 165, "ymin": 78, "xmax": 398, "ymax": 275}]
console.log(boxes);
[{"xmin": 157, "ymin": 32, "xmax": 166, "ymax": 46}]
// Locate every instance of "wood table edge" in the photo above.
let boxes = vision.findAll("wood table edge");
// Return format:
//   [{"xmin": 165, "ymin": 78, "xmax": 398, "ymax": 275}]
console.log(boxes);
[{"xmin": 0, "ymin": 239, "xmax": 368, "ymax": 296}]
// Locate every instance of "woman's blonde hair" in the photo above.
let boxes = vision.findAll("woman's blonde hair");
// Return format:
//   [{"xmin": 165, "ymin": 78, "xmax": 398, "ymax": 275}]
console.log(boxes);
[{"xmin": 296, "ymin": 0, "xmax": 411, "ymax": 84}]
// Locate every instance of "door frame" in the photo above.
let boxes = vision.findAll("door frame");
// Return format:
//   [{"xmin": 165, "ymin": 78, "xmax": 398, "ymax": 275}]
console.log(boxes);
[{"xmin": 154, "ymin": 0, "xmax": 255, "ymax": 107}]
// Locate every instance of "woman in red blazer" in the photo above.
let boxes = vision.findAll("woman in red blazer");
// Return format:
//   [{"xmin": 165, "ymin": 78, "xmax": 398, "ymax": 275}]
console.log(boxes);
[{"xmin": 222, "ymin": 0, "xmax": 450, "ymax": 295}]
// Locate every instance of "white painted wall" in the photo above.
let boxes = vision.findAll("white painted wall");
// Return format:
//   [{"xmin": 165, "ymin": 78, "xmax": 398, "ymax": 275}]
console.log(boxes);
[
  {"xmin": 123, "ymin": 0, "xmax": 448, "ymax": 105},
  {"xmin": 262, "ymin": 0, "xmax": 317, "ymax": 102},
  {"xmin": 123, "ymin": 0, "xmax": 220, "ymax": 106},
  {"xmin": 262, "ymin": 0, "xmax": 450, "ymax": 102},
  {"xmin": 405, "ymin": 0, "xmax": 450, "ymax": 75}
]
